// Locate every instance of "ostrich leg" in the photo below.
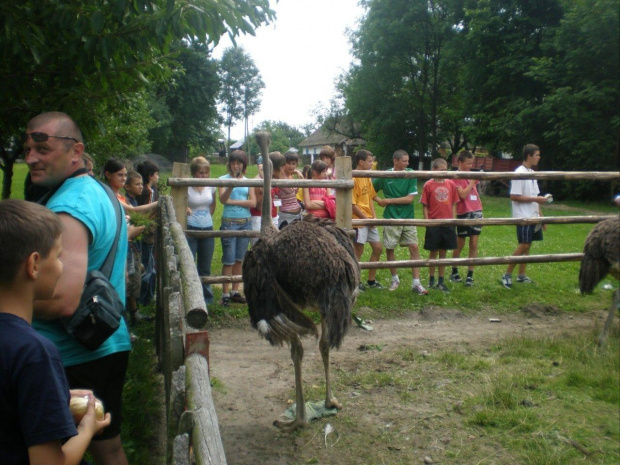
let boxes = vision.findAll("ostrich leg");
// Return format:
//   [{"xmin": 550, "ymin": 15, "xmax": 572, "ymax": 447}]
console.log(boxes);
[
  {"xmin": 320, "ymin": 319, "xmax": 343, "ymax": 410},
  {"xmin": 274, "ymin": 335, "xmax": 308, "ymax": 431},
  {"xmin": 598, "ymin": 289, "xmax": 619, "ymax": 347}
]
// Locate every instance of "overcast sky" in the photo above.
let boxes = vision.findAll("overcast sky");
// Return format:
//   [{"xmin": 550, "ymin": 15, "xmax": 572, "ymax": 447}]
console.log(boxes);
[{"xmin": 212, "ymin": 0, "xmax": 364, "ymax": 141}]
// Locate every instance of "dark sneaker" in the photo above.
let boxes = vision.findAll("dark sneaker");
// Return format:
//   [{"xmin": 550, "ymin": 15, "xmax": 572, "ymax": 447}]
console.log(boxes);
[
  {"xmin": 517, "ymin": 276, "xmax": 534, "ymax": 284},
  {"xmin": 436, "ymin": 282, "xmax": 450, "ymax": 293},
  {"xmin": 412, "ymin": 283, "xmax": 429, "ymax": 295},
  {"xmin": 465, "ymin": 277, "xmax": 474, "ymax": 287},
  {"xmin": 502, "ymin": 275, "xmax": 512, "ymax": 289},
  {"xmin": 358, "ymin": 283, "xmax": 367, "ymax": 292},
  {"xmin": 230, "ymin": 293, "xmax": 247, "ymax": 304},
  {"xmin": 449, "ymin": 273, "xmax": 462, "ymax": 283},
  {"xmin": 220, "ymin": 296, "xmax": 230, "ymax": 307},
  {"xmin": 428, "ymin": 280, "xmax": 437, "ymax": 289},
  {"xmin": 366, "ymin": 281, "xmax": 383, "ymax": 289}
]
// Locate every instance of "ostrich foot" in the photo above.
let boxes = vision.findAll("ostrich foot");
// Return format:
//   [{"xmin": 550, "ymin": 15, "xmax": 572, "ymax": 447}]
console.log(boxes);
[
  {"xmin": 273, "ymin": 418, "xmax": 308, "ymax": 432},
  {"xmin": 325, "ymin": 397, "xmax": 342, "ymax": 410}
]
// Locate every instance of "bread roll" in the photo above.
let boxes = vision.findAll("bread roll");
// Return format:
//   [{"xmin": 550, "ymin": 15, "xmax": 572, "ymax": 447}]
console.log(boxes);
[{"xmin": 69, "ymin": 396, "xmax": 105, "ymax": 422}]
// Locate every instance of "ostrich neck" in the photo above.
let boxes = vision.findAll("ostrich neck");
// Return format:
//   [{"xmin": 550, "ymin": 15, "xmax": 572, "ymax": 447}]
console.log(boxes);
[{"xmin": 260, "ymin": 157, "xmax": 276, "ymax": 236}]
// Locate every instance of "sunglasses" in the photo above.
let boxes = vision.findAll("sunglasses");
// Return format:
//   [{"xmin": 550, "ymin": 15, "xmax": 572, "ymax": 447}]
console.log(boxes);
[{"xmin": 21, "ymin": 132, "xmax": 79, "ymax": 144}]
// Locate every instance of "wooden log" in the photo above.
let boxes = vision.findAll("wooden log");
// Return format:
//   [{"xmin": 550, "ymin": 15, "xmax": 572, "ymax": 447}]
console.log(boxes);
[
  {"xmin": 168, "ymin": 177, "xmax": 353, "ymax": 189},
  {"xmin": 161, "ymin": 287, "xmax": 173, "ymax": 406},
  {"xmin": 171, "ymin": 163, "xmax": 191, "ymax": 228},
  {"xmin": 335, "ymin": 156, "xmax": 353, "ymax": 229},
  {"xmin": 185, "ymin": 354, "xmax": 228, "ymax": 465},
  {"xmin": 353, "ymin": 170, "xmax": 620, "ymax": 181},
  {"xmin": 353, "ymin": 215, "xmax": 615, "ymax": 227},
  {"xmin": 358, "ymin": 253, "xmax": 583, "ymax": 269},
  {"xmin": 172, "ymin": 433, "xmax": 190, "ymax": 465},
  {"xmin": 168, "ymin": 291, "xmax": 185, "ymax": 377},
  {"xmin": 184, "ymin": 230, "xmax": 261, "ymax": 239},
  {"xmin": 170, "ymin": 222, "xmax": 209, "ymax": 329},
  {"xmin": 168, "ymin": 366, "xmax": 186, "ymax": 462},
  {"xmin": 201, "ymin": 275, "xmax": 243, "ymax": 285}
]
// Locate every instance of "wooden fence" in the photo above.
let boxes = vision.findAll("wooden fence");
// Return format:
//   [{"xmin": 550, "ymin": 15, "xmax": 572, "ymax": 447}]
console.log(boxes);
[
  {"xmin": 154, "ymin": 159, "xmax": 617, "ymax": 464},
  {"xmin": 167, "ymin": 158, "xmax": 618, "ymax": 284},
  {"xmin": 156, "ymin": 195, "xmax": 227, "ymax": 465}
]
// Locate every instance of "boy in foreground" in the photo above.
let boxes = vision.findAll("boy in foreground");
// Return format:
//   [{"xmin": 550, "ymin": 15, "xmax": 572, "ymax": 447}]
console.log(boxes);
[
  {"xmin": 420, "ymin": 158, "xmax": 460, "ymax": 292},
  {"xmin": 0, "ymin": 199, "xmax": 111, "ymax": 465}
]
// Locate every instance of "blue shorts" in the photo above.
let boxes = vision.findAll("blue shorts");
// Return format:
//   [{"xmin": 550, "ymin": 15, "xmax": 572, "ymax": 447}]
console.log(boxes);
[
  {"xmin": 517, "ymin": 224, "xmax": 543, "ymax": 244},
  {"xmin": 221, "ymin": 218, "xmax": 251, "ymax": 265}
]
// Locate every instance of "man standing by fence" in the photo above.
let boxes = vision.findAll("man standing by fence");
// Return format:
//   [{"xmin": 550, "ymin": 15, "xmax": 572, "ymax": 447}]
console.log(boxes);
[
  {"xmin": 24, "ymin": 111, "xmax": 131, "ymax": 465},
  {"xmin": 373, "ymin": 150, "xmax": 428, "ymax": 295},
  {"xmin": 502, "ymin": 144, "xmax": 550, "ymax": 289}
]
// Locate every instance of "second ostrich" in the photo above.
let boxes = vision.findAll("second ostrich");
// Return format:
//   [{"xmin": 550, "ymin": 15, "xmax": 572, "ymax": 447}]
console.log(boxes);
[
  {"xmin": 579, "ymin": 216, "xmax": 619, "ymax": 346},
  {"xmin": 242, "ymin": 132, "xmax": 360, "ymax": 431}
]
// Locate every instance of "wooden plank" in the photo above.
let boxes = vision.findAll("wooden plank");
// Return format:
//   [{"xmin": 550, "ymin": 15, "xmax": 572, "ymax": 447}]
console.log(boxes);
[
  {"xmin": 170, "ymin": 222, "xmax": 209, "ymax": 329},
  {"xmin": 167, "ymin": 177, "xmax": 353, "ymax": 189},
  {"xmin": 168, "ymin": 291, "xmax": 185, "ymax": 374},
  {"xmin": 335, "ymin": 156, "xmax": 353, "ymax": 229},
  {"xmin": 172, "ymin": 433, "xmax": 190, "ymax": 465},
  {"xmin": 185, "ymin": 354, "xmax": 228, "ymax": 465},
  {"xmin": 184, "ymin": 230, "xmax": 261, "ymax": 239},
  {"xmin": 358, "ymin": 253, "xmax": 583, "ymax": 269},
  {"xmin": 352, "ymin": 170, "xmax": 619, "ymax": 181},
  {"xmin": 168, "ymin": 366, "xmax": 186, "ymax": 462},
  {"xmin": 171, "ymin": 163, "xmax": 191, "ymax": 228},
  {"xmin": 353, "ymin": 215, "xmax": 615, "ymax": 227}
]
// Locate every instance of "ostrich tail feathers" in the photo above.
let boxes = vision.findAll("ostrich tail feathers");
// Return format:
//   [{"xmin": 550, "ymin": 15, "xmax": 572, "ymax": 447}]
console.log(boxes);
[
  {"xmin": 579, "ymin": 255, "xmax": 609, "ymax": 294},
  {"xmin": 320, "ymin": 279, "xmax": 356, "ymax": 350}
]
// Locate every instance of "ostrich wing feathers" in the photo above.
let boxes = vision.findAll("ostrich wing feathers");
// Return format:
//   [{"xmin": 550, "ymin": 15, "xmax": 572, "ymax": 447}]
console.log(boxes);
[
  {"xmin": 243, "ymin": 216, "xmax": 359, "ymax": 348},
  {"xmin": 579, "ymin": 217, "xmax": 620, "ymax": 293}
]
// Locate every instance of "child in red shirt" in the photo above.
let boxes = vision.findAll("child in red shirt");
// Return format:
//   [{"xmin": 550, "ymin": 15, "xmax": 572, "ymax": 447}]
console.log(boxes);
[{"xmin": 420, "ymin": 158, "xmax": 459, "ymax": 292}]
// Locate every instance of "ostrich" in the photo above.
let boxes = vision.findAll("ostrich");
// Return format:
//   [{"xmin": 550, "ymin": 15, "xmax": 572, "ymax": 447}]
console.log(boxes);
[
  {"xmin": 242, "ymin": 132, "xmax": 360, "ymax": 431},
  {"xmin": 579, "ymin": 217, "xmax": 619, "ymax": 346}
]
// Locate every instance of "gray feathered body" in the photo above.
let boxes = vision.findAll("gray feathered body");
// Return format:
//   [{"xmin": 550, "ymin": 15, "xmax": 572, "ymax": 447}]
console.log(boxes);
[
  {"xmin": 579, "ymin": 217, "xmax": 620, "ymax": 293},
  {"xmin": 243, "ymin": 215, "xmax": 359, "ymax": 349}
]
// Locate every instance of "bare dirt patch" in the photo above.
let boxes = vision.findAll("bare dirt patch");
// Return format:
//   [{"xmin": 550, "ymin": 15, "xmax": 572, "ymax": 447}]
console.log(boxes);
[{"xmin": 207, "ymin": 308, "xmax": 608, "ymax": 465}]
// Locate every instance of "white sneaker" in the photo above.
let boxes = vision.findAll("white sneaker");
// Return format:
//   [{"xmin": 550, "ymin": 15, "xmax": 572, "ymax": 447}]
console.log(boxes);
[
  {"xmin": 389, "ymin": 280, "xmax": 400, "ymax": 291},
  {"xmin": 412, "ymin": 283, "xmax": 429, "ymax": 295}
]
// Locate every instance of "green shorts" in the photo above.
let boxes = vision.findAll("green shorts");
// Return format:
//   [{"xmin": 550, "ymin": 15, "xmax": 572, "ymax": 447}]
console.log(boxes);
[{"xmin": 383, "ymin": 225, "xmax": 419, "ymax": 249}]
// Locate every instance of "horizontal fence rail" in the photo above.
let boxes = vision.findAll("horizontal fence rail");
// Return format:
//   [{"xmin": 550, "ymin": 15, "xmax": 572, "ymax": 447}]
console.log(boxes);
[
  {"xmin": 353, "ymin": 215, "xmax": 615, "ymax": 227},
  {"xmin": 198, "ymin": 253, "xmax": 585, "ymax": 285},
  {"xmin": 353, "ymin": 170, "xmax": 620, "ymax": 181},
  {"xmin": 168, "ymin": 177, "xmax": 354, "ymax": 188}
]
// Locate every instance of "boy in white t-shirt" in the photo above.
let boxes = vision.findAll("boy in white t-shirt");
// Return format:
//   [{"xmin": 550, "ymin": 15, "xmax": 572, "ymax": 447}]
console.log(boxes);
[{"xmin": 502, "ymin": 144, "xmax": 550, "ymax": 289}]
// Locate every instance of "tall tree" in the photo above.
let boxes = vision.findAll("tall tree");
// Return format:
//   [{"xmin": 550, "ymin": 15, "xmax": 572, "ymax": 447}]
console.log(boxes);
[
  {"xmin": 462, "ymin": 0, "xmax": 563, "ymax": 155},
  {"xmin": 342, "ymin": 0, "xmax": 465, "ymax": 165},
  {"xmin": 218, "ymin": 47, "xmax": 265, "ymax": 153},
  {"xmin": 149, "ymin": 42, "xmax": 221, "ymax": 160},
  {"xmin": 528, "ymin": 0, "xmax": 619, "ymax": 199},
  {"xmin": 0, "ymin": 0, "xmax": 274, "ymax": 197}
]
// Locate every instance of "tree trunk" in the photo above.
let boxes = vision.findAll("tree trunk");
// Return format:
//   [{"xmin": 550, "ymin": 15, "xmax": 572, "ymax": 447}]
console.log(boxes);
[{"xmin": 0, "ymin": 147, "xmax": 16, "ymax": 199}]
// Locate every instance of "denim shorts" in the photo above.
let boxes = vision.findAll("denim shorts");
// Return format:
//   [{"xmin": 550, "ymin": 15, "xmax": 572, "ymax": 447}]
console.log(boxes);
[{"xmin": 221, "ymin": 218, "xmax": 251, "ymax": 265}]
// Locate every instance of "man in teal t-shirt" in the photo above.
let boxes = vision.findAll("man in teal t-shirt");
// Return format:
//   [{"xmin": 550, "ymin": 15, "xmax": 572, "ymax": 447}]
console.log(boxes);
[
  {"xmin": 373, "ymin": 150, "xmax": 428, "ymax": 295},
  {"xmin": 24, "ymin": 111, "xmax": 131, "ymax": 465}
]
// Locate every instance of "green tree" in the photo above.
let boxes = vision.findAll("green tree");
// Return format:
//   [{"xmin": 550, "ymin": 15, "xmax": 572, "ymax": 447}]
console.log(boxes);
[
  {"xmin": 248, "ymin": 120, "xmax": 306, "ymax": 155},
  {"xmin": 0, "ymin": 0, "xmax": 274, "ymax": 197},
  {"xmin": 149, "ymin": 42, "xmax": 221, "ymax": 160},
  {"xmin": 462, "ymin": 0, "xmax": 563, "ymax": 154},
  {"xmin": 218, "ymin": 47, "xmax": 265, "ymax": 153},
  {"xmin": 342, "ymin": 0, "xmax": 466, "ymax": 166}
]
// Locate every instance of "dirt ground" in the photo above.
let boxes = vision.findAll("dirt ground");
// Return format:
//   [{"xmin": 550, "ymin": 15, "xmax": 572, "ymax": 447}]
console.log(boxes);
[{"xmin": 207, "ymin": 306, "xmax": 610, "ymax": 465}]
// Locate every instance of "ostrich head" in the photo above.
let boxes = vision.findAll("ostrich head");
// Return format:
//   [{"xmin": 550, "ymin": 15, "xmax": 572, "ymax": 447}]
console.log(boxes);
[{"xmin": 255, "ymin": 131, "xmax": 278, "ymax": 237}]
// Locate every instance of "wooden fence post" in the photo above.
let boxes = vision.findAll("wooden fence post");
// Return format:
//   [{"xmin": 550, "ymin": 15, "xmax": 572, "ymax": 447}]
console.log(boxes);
[
  {"xmin": 171, "ymin": 162, "xmax": 190, "ymax": 228},
  {"xmin": 335, "ymin": 156, "xmax": 353, "ymax": 229}
]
